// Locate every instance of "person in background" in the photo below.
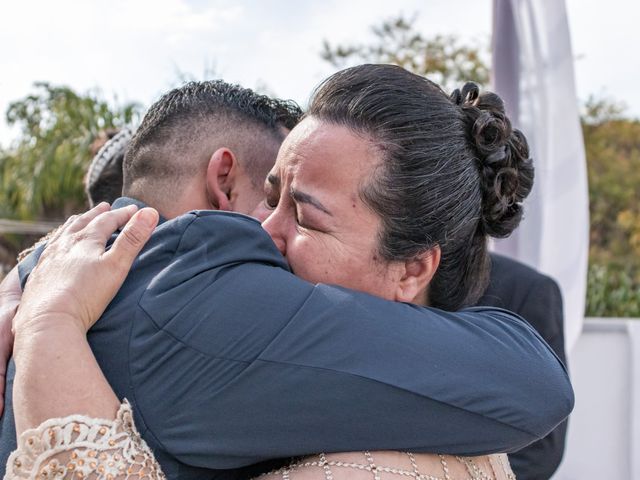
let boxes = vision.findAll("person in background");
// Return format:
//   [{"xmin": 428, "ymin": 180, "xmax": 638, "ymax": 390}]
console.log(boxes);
[
  {"xmin": 477, "ymin": 253, "xmax": 569, "ymax": 480},
  {"xmin": 86, "ymin": 127, "xmax": 134, "ymax": 206}
]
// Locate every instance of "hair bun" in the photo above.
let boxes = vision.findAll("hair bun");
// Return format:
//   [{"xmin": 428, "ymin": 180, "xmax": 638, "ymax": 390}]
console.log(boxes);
[{"xmin": 451, "ymin": 82, "xmax": 534, "ymax": 238}]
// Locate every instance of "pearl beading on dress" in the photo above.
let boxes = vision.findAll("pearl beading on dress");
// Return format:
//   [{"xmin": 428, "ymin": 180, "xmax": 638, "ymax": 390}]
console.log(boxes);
[{"xmin": 5, "ymin": 401, "xmax": 165, "ymax": 480}]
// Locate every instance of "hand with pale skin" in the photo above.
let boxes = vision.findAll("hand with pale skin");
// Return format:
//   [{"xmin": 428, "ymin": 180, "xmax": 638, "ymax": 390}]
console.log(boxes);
[{"xmin": 11, "ymin": 202, "xmax": 159, "ymax": 434}]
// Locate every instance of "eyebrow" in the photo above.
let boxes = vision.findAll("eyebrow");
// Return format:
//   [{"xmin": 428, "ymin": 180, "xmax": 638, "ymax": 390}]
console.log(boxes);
[
  {"xmin": 266, "ymin": 174, "xmax": 280, "ymax": 188},
  {"xmin": 290, "ymin": 188, "xmax": 333, "ymax": 216}
]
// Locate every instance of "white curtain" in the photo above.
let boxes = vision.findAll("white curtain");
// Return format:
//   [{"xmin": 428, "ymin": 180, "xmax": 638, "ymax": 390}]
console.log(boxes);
[{"xmin": 491, "ymin": 0, "xmax": 589, "ymax": 351}]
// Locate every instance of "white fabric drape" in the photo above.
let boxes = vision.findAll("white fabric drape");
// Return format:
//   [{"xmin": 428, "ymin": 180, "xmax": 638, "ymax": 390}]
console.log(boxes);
[{"xmin": 491, "ymin": 0, "xmax": 589, "ymax": 351}]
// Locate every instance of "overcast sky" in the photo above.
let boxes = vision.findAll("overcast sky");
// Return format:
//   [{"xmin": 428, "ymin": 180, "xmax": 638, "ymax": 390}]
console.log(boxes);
[{"xmin": 0, "ymin": 0, "xmax": 635, "ymax": 146}]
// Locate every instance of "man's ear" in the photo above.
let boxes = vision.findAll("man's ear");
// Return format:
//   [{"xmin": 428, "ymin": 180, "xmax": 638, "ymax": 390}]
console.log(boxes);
[
  {"xmin": 205, "ymin": 148, "xmax": 236, "ymax": 211},
  {"xmin": 394, "ymin": 246, "xmax": 441, "ymax": 303}
]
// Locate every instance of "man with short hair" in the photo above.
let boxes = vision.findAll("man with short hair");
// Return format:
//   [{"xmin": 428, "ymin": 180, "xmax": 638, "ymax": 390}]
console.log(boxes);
[{"xmin": 121, "ymin": 81, "xmax": 301, "ymax": 219}]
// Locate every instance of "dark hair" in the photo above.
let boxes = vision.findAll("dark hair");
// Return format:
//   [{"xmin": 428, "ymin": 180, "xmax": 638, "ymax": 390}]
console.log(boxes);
[
  {"xmin": 308, "ymin": 64, "xmax": 533, "ymax": 310},
  {"xmin": 123, "ymin": 80, "xmax": 302, "ymax": 195},
  {"xmin": 86, "ymin": 127, "xmax": 133, "ymax": 206}
]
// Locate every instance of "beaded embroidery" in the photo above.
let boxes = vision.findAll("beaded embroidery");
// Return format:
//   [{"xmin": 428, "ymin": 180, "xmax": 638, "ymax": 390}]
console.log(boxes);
[
  {"xmin": 257, "ymin": 451, "xmax": 516, "ymax": 480},
  {"xmin": 5, "ymin": 401, "xmax": 164, "ymax": 479}
]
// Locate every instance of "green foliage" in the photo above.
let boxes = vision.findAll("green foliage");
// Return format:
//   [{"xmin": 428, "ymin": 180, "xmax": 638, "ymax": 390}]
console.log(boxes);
[
  {"xmin": 586, "ymin": 264, "xmax": 640, "ymax": 317},
  {"xmin": 582, "ymin": 94, "xmax": 627, "ymax": 125},
  {"xmin": 0, "ymin": 82, "xmax": 142, "ymax": 221},
  {"xmin": 583, "ymin": 105, "xmax": 640, "ymax": 266},
  {"xmin": 583, "ymin": 97, "xmax": 640, "ymax": 316},
  {"xmin": 321, "ymin": 15, "xmax": 489, "ymax": 92}
]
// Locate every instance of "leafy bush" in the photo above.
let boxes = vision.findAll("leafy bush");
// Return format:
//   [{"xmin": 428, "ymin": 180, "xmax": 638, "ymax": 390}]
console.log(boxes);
[
  {"xmin": 583, "ymin": 98, "xmax": 640, "ymax": 317},
  {"xmin": 586, "ymin": 264, "xmax": 640, "ymax": 317}
]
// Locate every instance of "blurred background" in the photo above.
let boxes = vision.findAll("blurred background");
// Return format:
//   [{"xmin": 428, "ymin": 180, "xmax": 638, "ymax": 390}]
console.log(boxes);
[{"xmin": 0, "ymin": 2, "xmax": 638, "ymax": 477}]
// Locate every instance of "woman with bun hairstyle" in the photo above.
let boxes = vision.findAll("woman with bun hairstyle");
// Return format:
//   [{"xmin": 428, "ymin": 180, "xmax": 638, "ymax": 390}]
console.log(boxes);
[
  {"xmin": 9, "ymin": 65, "xmax": 550, "ymax": 479},
  {"xmin": 259, "ymin": 65, "xmax": 534, "ymax": 313}
]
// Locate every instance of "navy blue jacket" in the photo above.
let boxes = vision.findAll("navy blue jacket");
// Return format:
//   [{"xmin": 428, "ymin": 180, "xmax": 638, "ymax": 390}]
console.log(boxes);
[{"xmin": 0, "ymin": 198, "xmax": 574, "ymax": 479}]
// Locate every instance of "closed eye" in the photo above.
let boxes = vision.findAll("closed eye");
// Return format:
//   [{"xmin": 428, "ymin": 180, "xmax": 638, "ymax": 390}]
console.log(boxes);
[{"xmin": 264, "ymin": 174, "xmax": 281, "ymax": 209}]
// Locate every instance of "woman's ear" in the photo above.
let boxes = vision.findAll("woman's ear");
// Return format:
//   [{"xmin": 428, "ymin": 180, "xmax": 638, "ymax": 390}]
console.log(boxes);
[
  {"xmin": 394, "ymin": 246, "xmax": 441, "ymax": 303},
  {"xmin": 205, "ymin": 148, "xmax": 235, "ymax": 211}
]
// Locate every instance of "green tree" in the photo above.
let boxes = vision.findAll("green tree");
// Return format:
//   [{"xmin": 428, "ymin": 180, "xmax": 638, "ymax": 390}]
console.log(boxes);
[
  {"xmin": 582, "ymin": 97, "xmax": 640, "ymax": 267},
  {"xmin": 321, "ymin": 15, "xmax": 489, "ymax": 91},
  {"xmin": 582, "ymin": 94, "xmax": 627, "ymax": 125},
  {"xmin": 582, "ymin": 96, "xmax": 640, "ymax": 316},
  {"xmin": 0, "ymin": 82, "xmax": 141, "ymax": 221}
]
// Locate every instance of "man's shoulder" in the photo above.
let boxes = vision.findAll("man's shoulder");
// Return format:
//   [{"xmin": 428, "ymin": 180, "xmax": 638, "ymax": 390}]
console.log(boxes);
[
  {"xmin": 131, "ymin": 209, "xmax": 295, "ymax": 332},
  {"xmin": 152, "ymin": 210, "xmax": 287, "ymax": 269}
]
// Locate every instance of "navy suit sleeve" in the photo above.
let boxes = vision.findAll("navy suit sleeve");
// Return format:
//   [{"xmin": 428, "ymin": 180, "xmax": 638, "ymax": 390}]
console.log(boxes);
[{"xmin": 128, "ymin": 212, "xmax": 574, "ymax": 469}]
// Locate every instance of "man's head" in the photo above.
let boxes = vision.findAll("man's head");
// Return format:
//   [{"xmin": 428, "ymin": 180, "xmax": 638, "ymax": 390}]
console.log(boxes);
[{"xmin": 123, "ymin": 80, "xmax": 302, "ymax": 218}]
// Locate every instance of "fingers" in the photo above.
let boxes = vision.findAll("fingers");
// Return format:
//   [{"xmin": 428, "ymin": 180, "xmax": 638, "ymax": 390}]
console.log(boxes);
[
  {"xmin": 82, "ymin": 204, "xmax": 139, "ymax": 245},
  {"xmin": 41, "ymin": 204, "xmax": 155, "ymax": 270},
  {"xmin": 103, "ymin": 208, "xmax": 159, "ymax": 283},
  {"xmin": 106, "ymin": 208, "xmax": 159, "ymax": 274},
  {"xmin": 67, "ymin": 202, "xmax": 112, "ymax": 234},
  {"xmin": 45, "ymin": 214, "xmax": 81, "ymax": 246},
  {"xmin": 45, "ymin": 203, "xmax": 112, "ymax": 248}
]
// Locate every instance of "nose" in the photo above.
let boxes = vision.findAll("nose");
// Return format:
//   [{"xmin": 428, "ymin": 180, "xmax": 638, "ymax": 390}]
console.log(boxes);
[{"xmin": 261, "ymin": 210, "xmax": 286, "ymax": 256}]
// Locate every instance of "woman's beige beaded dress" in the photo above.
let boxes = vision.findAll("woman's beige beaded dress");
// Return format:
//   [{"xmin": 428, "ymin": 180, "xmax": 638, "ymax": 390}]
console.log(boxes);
[{"xmin": 5, "ymin": 403, "xmax": 515, "ymax": 480}]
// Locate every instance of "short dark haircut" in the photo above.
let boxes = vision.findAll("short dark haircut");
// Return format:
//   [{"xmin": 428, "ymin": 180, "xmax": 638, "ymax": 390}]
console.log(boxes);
[
  {"xmin": 123, "ymin": 81, "xmax": 302, "ymax": 200},
  {"xmin": 308, "ymin": 65, "xmax": 534, "ymax": 310}
]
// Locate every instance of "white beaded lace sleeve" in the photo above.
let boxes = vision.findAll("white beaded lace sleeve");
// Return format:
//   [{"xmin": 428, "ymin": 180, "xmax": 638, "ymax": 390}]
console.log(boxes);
[{"xmin": 4, "ymin": 401, "xmax": 165, "ymax": 480}]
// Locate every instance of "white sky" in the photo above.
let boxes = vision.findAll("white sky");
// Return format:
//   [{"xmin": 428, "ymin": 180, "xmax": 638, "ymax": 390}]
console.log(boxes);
[{"xmin": 0, "ymin": 0, "xmax": 636, "ymax": 146}]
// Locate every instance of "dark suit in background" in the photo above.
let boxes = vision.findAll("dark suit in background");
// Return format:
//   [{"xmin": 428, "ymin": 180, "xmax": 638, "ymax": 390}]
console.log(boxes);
[{"xmin": 477, "ymin": 253, "xmax": 569, "ymax": 480}]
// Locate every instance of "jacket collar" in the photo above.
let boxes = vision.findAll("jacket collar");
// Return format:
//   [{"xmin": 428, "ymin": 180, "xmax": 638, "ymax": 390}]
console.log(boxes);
[{"xmin": 112, "ymin": 197, "xmax": 168, "ymax": 225}]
